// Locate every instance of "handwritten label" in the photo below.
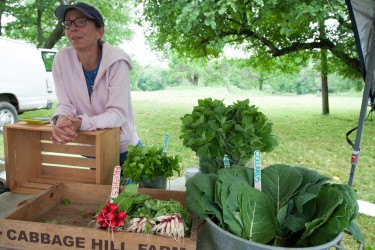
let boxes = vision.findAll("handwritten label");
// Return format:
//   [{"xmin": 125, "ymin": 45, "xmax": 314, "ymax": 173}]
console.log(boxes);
[
  {"xmin": 254, "ymin": 150, "xmax": 261, "ymax": 191},
  {"xmin": 223, "ymin": 154, "xmax": 230, "ymax": 168},
  {"xmin": 110, "ymin": 166, "xmax": 121, "ymax": 202}
]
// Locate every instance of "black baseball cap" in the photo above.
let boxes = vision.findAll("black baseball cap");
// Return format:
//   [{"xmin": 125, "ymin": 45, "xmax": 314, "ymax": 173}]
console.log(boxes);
[{"xmin": 55, "ymin": 2, "xmax": 104, "ymax": 27}]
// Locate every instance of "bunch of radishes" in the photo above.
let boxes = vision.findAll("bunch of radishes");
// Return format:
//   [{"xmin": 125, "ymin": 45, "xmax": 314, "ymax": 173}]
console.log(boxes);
[
  {"xmin": 126, "ymin": 217, "xmax": 155, "ymax": 233},
  {"xmin": 126, "ymin": 214, "xmax": 185, "ymax": 239},
  {"xmin": 96, "ymin": 201, "xmax": 127, "ymax": 230},
  {"xmin": 153, "ymin": 214, "xmax": 185, "ymax": 239}
]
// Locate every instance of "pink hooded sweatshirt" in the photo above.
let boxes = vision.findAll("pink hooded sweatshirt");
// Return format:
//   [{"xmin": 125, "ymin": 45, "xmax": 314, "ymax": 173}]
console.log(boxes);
[{"xmin": 51, "ymin": 42, "xmax": 139, "ymax": 153}]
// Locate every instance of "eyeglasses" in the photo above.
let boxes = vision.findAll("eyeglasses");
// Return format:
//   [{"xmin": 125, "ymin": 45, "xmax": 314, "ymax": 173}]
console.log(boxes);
[{"xmin": 61, "ymin": 17, "xmax": 88, "ymax": 29}]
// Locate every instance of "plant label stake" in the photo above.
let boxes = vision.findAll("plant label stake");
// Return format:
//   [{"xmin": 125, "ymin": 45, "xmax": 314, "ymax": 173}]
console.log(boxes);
[
  {"xmin": 110, "ymin": 166, "xmax": 121, "ymax": 202},
  {"xmin": 223, "ymin": 154, "xmax": 230, "ymax": 168},
  {"xmin": 162, "ymin": 133, "xmax": 170, "ymax": 156},
  {"xmin": 254, "ymin": 150, "xmax": 261, "ymax": 191}
]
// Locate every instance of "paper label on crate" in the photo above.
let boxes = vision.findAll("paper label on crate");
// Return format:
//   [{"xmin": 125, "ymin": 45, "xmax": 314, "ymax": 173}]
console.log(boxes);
[
  {"xmin": 254, "ymin": 150, "xmax": 261, "ymax": 191},
  {"xmin": 110, "ymin": 166, "xmax": 121, "ymax": 202}
]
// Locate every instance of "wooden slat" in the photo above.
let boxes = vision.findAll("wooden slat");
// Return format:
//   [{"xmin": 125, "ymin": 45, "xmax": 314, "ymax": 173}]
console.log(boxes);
[
  {"xmin": 5, "ymin": 123, "xmax": 53, "ymax": 132},
  {"xmin": 42, "ymin": 154, "xmax": 96, "ymax": 168},
  {"xmin": 11, "ymin": 187, "xmax": 45, "ymax": 195},
  {"xmin": 20, "ymin": 181, "xmax": 53, "ymax": 190},
  {"xmin": 139, "ymin": 188, "xmax": 187, "ymax": 206},
  {"xmin": 41, "ymin": 142, "xmax": 95, "ymax": 156},
  {"xmin": 29, "ymin": 177, "xmax": 64, "ymax": 185},
  {"xmin": 7, "ymin": 123, "xmax": 113, "ymax": 135},
  {"xmin": 41, "ymin": 130, "xmax": 96, "ymax": 144},
  {"xmin": 4, "ymin": 127, "xmax": 42, "ymax": 191},
  {"xmin": 63, "ymin": 182, "xmax": 112, "ymax": 203},
  {"xmin": 41, "ymin": 166, "xmax": 96, "ymax": 183},
  {"xmin": 96, "ymin": 127, "xmax": 120, "ymax": 184}
]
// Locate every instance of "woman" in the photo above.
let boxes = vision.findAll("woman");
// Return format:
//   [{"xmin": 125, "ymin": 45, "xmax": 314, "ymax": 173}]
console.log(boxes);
[{"xmin": 50, "ymin": 2, "xmax": 140, "ymax": 165}]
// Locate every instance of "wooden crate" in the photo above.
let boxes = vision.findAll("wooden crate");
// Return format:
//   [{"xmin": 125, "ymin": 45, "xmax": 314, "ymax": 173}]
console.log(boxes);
[
  {"xmin": 4, "ymin": 123, "xmax": 120, "ymax": 195},
  {"xmin": 0, "ymin": 182, "xmax": 198, "ymax": 250}
]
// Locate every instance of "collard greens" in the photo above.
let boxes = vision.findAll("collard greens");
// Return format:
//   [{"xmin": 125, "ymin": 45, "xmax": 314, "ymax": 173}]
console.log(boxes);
[{"xmin": 185, "ymin": 164, "xmax": 364, "ymax": 247}]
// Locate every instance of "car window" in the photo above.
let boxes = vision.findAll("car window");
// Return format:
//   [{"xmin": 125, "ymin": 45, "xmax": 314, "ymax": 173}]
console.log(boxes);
[{"xmin": 41, "ymin": 51, "xmax": 56, "ymax": 72}]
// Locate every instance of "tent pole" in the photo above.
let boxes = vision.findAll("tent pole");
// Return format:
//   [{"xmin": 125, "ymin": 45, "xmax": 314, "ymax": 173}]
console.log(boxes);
[{"xmin": 349, "ymin": 31, "xmax": 375, "ymax": 186}]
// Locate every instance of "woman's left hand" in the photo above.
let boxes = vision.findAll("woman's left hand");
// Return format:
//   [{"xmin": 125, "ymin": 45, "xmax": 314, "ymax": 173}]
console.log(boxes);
[{"xmin": 51, "ymin": 116, "xmax": 82, "ymax": 144}]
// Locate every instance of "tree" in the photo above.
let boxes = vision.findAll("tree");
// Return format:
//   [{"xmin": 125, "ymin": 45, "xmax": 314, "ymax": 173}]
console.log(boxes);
[
  {"xmin": 140, "ymin": 0, "xmax": 361, "ymax": 114},
  {"xmin": 0, "ymin": 0, "xmax": 5, "ymax": 36},
  {"xmin": 137, "ymin": 65, "xmax": 167, "ymax": 91},
  {"xmin": 167, "ymin": 51, "xmax": 206, "ymax": 86},
  {"xmin": 1, "ymin": 0, "xmax": 134, "ymax": 48}
]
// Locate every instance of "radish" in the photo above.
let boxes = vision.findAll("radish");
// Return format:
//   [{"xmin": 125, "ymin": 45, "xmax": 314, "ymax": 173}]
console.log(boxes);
[
  {"xmin": 117, "ymin": 219, "xmax": 125, "ymax": 228},
  {"xmin": 105, "ymin": 201, "xmax": 111, "ymax": 208},
  {"xmin": 96, "ymin": 214, "xmax": 105, "ymax": 224},
  {"xmin": 117, "ymin": 210, "xmax": 126, "ymax": 220},
  {"xmin": 101, "ymin": 222, "xmax": 109, "ymax": 229},
  {"xmin": 106, "ymin": 212, "xmax": 116, "ymax": 221},
  {"xmin": 109, "ymin": 220, "xmax": 118, "ymax": 229},
  {"xmin": 152, "ymin": 214, "xmax": 185, "ymax": 239},
  {"xmin": 109, "ymin": 203, "xmax": 118, "ymax": 212},
  {"xmin": 101, "ymin": 207, "xmax": 109, "ymax": 216}
]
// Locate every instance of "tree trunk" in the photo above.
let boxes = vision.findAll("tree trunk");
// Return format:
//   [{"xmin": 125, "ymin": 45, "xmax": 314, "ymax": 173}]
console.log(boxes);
[
  {"xmin": 319, "ymin": 19, "xmax": 329, "ymax": 115},
  {"xmin": 187, "ymin": 73, "xmax": 199, "ymax": 86},
  {"xmin": 321, "ymin": 48, "xmax": 329, "ymax": 115},
  {"xmin": 258, "ymin": 72, "xmax": 264, "ymax": 91},
  {"xmin": 0, "ymin": 0, "xmax": 5, "ymax": 36},
  {"xmin": 42, "ymin": 26, "xmax": 64, "ymax": 49},
  {"xmin": 193, "ymin": 74, "xmax": 198, "ymax": 86}
]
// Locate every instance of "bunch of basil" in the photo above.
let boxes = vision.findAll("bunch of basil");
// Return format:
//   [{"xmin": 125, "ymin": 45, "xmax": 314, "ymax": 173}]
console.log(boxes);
[
  {"xmin": 122, "ymin": 145, "xmax": 181, "ymax": 183},
  {"xmin": 180, "ymin": 98, "xmax": 278, "ymax": 174},
  {"xmin": 186, "ymin": 164, "xmax": 365, "ymax": 247}
]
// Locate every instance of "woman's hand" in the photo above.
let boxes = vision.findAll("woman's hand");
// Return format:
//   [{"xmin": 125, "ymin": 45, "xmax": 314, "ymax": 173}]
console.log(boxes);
[{"xmin": 51, "ymin": 115, "xmax": 82, "ymax": 144}]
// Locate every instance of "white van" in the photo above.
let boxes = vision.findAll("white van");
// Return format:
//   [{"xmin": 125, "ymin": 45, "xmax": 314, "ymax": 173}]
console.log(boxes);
[
  {"xmin": 39, "ymin": 48, "xmax": 57, "ymax": 99},
  {"xmin": 0, "ymin": 36, "xmax": 53, "ymax": 132}
]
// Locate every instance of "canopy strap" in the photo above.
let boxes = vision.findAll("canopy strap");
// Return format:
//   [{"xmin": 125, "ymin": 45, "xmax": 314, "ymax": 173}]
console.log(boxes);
[
  {"xmin": 346, "ymin": 127, "xmax": 358, "ymax": 149},
  {"xmin": 346, "ymin": 103, "xmax": 375, "ymax": 149}
]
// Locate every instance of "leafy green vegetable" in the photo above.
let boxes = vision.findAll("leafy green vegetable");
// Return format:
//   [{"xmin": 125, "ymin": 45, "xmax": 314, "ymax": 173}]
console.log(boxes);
[
  {"xmin": 262, "ymin": 164, "xmax": 302, "ymax": 211},
  {"xmin": 180, "ymin": 98, "xmax": 278, "ymax": 174},
  {"xmin": 239, "ymin": 184, "xmax": 277, "ymax": 244},
  {"xmin": 185, "ymin": 173, "xmax": 223, "ymax": 225},
  {"xmin": 63, "ymin": 198, "xmax": 71, "ymax": 206},
  {"xmin": 185, "ymin": 164, "xmax": 364, "ymax": 247},
  {"xmin": 217, "ymin": 171, "xmax": 245, "ymax": 237},
  {"xmin": 122, "ymin": 145, "xmax": 181, "ymax": 182}
]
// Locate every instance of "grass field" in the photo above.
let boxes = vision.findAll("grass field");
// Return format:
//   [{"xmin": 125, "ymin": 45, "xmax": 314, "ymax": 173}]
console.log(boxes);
[{"xmin": 0, "ymin": 87, "xmax": 374, "ymax": 248}]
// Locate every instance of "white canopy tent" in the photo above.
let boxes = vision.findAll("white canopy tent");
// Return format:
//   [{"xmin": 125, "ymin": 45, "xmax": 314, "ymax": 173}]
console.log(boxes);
[{"xmin": 345, "ymin": 0, "xmax": 375, "ymax": 186}]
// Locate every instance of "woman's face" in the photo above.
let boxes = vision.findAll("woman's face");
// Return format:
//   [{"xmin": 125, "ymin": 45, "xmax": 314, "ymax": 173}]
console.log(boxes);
[{"xmin": 64, "ymin": 9, "xmax": 104, "ymax": 51}]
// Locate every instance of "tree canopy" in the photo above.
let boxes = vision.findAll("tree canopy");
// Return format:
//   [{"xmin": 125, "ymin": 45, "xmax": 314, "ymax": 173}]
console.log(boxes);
[
  {"xmin": 140, "ymin": 0, "xmax": 360, "ymax": 78},
  {"xmin": 1, "ymin": 0, "xmax": 134, "ymax": 48}
]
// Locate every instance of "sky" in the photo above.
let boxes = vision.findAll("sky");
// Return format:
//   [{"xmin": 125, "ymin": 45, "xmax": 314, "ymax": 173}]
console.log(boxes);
[{"xmin": 120, "ymin": 25, "xmax": 167, "ymax": 67}]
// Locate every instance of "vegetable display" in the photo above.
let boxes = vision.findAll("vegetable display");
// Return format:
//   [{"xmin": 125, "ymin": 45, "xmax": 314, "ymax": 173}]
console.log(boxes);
[
  {"xmin": 91, "ymin": 184, "xmax": 190, "ymax": 240},
  {"xmin": 180, "ymin": 98, "xmax": 278, "ymax": 174},
  {"xmin": 185, "ymin": 164, "xmax": 365, "ymax": 247},
  {"xmin": 121, "ymin": 145, "xmax": 181, "ymax": 183}
]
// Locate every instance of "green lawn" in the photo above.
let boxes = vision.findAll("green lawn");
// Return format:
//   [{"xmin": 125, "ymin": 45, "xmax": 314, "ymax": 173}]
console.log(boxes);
[{"xmin": 1, "ymin": 87, "xmax": 374, "ymax": 248}]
